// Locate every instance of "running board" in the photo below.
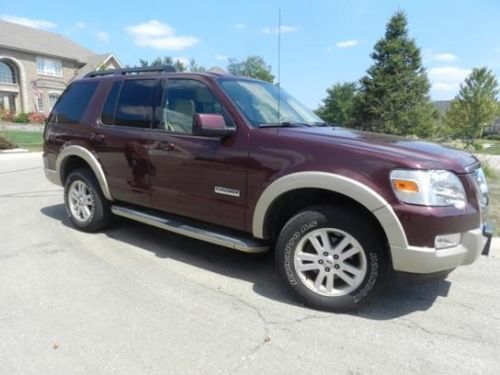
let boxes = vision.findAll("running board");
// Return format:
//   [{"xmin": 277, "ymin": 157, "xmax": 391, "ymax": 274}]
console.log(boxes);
[{"xmin": 111, "ymin": 206, "xmax": 269, "ymax": 253}]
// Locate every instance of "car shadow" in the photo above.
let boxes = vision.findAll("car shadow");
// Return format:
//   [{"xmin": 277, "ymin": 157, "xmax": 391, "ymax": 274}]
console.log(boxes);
[{"xmin": 41, "ymin": 204, "xmax": 451, "ymax": 320}]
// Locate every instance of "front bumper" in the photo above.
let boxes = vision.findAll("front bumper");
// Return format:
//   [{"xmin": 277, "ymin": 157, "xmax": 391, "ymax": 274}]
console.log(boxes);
[{"xmin": 391, "ymin": 224, "xmax": 492, "ymax": 274}]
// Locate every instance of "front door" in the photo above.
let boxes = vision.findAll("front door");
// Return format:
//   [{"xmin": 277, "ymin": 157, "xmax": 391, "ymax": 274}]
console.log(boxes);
[{"xmin": 149, "ymin": 78, "xmax": 248, "ymax": 231}]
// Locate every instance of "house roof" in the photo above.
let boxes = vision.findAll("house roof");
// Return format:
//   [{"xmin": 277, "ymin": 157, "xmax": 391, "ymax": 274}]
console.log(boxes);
[
  {"xmin": 74, "ymin": 53, "xmax": 122, "ymax": 79},
  {"xmin": 0, "ymin": 20, "xmax": 96, "ymax": 63}
]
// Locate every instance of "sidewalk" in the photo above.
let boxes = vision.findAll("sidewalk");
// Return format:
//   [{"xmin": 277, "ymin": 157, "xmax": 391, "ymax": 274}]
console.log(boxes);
[{"xmin": 0, "ymin": 122, "xmax": 44, "ymax": 132}]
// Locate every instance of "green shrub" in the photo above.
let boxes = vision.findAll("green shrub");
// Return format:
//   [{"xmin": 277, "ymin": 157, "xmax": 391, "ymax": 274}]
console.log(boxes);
[
  {"xmin": 14, "ymin": 113, "xmax": 30, "ymax": 123},
  {"xmin": 472, "ymin": 142, "xmax": 484, "ymax": 152}
]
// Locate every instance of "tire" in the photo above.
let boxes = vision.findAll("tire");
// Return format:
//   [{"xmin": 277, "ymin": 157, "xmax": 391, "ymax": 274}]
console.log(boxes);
[
  {"xmin": 64, "ymin": 168, "xmax": 111, "ymax": 232},
  {"xmin": 275, "ymin": 205, "xmax": 388, "ymax": 312}
]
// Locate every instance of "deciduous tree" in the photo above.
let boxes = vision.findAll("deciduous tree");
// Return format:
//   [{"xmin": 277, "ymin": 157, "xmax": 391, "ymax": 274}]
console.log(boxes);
[
  {"xmin": 315, "ymin": 82, "xmax": 360, "ymax": 127},
  {"xmin": 445, "ymin": 67, "xmax": 499, "ymax": 145},
  {"xmin": 227, "ymin": 56, "xmax": 274, "ymax": 82}
]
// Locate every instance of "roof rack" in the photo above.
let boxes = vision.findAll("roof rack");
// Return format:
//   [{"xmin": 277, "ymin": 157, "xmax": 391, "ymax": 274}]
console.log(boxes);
[{"xmin": 84, "ymin": 65, "xmax": 177, "ymax": 78}]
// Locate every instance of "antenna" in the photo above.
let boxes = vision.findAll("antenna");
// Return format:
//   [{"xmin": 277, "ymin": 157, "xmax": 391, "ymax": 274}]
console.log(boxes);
[{"xmin": 277, "ymin": 8, "xmax": 281, "ymax": 124}]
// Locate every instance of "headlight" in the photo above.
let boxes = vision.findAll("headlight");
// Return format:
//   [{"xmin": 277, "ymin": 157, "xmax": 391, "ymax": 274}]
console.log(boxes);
[{"xmin": 390, "ymin": 169, "xmax": 466, "ymax": 209}]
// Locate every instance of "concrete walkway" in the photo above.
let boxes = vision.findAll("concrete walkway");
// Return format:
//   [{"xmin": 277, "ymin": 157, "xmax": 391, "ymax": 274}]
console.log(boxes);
[{"xmin": 0, "ymin": 122, "xmax": 44, "ymax": 132}]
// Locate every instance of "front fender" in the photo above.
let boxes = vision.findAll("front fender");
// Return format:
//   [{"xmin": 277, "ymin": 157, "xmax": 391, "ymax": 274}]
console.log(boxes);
[{"xmin": 252, "ymin": 171, "xmax": 408, "ymax": 248}]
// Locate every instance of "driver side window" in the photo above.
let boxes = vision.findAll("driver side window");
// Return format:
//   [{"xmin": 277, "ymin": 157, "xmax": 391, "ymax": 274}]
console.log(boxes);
[{"xmin": 160, "ymin": 79, "xmax": 233, "ymax": 134}]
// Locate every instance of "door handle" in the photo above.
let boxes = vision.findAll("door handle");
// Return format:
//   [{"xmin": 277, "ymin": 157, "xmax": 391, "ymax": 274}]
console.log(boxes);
[
  {"xmin": 156, "ymin": 141, "xmax": 175, "ymax": 151},
  {"xmin": 90, "ymin": 133, "xmax": 106, "ymax": 144}
]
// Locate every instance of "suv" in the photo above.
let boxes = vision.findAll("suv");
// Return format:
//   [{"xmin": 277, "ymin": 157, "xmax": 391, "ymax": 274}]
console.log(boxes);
[{"xmin": 43, "ymin": 66, "xmax": 492, "ymax": 311}]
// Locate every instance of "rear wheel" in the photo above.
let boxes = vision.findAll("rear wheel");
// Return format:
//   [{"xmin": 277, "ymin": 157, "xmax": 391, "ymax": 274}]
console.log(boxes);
[
  {"xmin": 275, "ymin": 205, "xmax": 388, "ymax": 312},
  {"xmin": 64, "ymin": 168, "xmax": 111, "ymax": 232}
]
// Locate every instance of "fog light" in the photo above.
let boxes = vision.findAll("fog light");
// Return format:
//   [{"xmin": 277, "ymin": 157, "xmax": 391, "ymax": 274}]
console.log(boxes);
[{"xmin": 435, "ymin": 233, "xmax": 461, "ymax": 249}]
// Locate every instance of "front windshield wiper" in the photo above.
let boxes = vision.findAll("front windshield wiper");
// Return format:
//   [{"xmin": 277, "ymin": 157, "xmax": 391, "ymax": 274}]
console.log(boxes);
[
  {"xmin": 312, "ymin": 122, "xmax": 334, "ymax": 127},
  {"xmin": 258, "ymin": 122, "xmax": 314, "ymax": 128}
]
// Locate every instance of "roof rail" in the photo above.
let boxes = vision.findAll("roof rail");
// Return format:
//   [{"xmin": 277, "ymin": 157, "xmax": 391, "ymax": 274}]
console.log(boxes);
[{"xmin": 84, "ymin": 65, "xmax": 177, "ymax": 78}]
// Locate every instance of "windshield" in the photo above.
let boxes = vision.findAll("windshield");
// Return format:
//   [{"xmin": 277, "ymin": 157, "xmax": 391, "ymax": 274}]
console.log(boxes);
[{"xmin": 218, "ymin": 78, "xmax": 324, "ymax": 127}]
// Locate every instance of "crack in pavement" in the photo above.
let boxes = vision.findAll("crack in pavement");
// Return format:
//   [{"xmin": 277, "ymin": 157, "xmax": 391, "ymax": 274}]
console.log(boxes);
[
  {"xmin": 0, "ymin": 167, "xmax": 42, "ymax": 175},
  {"xmin": 436, "ymin": 299, "xmax": 500, "ymax": 322},
  {"xmin": 394, "ymin": 318, "xmax": 495, "ymax": 345}
]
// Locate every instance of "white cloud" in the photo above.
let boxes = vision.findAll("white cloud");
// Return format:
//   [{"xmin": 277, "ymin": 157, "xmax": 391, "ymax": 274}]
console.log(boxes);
[
  {"xmin": 261, "ymin": 25, "xmax": 298, "ymax": 35},
  {"xmin": 428, "ymin": 66, "xmax": 471, "ymax": 95},
  {"xmin": 215, "ymin": 55, "xmax": 228, "ymax": 61},
  {"xmin": 97, "ymin": 31, "xmax": 109, "ymax": 42},
  {"xmin": 234, "ymin": 23, "xmax": 247, "ymax": 30},
  {"xmin": 126, "ymin": 19, "xmax": 199, "ymax": 50},
  {"xmin": 336, "ymin": 39, "xmax": 359, "ymax": 48},
  {"xmin": 0, "ymin": 14, "xmax": 56, "ymax": 29},
  {"xmin": 75, "ymin": 22, "xmax": 86, "ymax": 29},
  {"xmin": 432, "ymin": 52, "xmax": 458, "ymax": 63}
]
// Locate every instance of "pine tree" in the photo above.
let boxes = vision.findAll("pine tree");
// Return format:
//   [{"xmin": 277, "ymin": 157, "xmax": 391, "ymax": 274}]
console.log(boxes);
[{"xmin": 358, "ymin": 11, "xmax": 436, "ymax": 137}]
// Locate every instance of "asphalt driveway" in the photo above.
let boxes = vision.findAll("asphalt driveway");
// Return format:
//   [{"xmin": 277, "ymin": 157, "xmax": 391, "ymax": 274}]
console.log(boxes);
[{"xmin": 1, "ymin": 152, "xmax": 499, "ymax": 374}]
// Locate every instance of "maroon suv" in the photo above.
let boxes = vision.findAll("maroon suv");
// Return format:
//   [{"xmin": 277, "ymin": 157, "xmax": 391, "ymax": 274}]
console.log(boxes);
[{"xmin": 43, "ymin": 66, "xmax": 492, "ymax": 311}]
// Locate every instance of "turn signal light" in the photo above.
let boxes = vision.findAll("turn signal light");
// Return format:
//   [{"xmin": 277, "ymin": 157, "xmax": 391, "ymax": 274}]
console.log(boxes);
[{"xmin": 392, "ymin": 179, "xmax": 419, "ymax": 194}]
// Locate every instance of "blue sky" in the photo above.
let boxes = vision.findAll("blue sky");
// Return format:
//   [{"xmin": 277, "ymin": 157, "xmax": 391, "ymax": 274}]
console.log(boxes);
[{"xmin": 2, "ymin": 0, "xmax": 500, "ymax": 108}]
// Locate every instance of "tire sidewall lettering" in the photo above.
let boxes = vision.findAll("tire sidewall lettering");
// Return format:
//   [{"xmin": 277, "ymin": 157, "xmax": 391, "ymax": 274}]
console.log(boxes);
[
  {"xmin": 352, "ymin": 253, "xmax": 379, "ymax": 304},
  {"xmin": 283, "ymin": 220, "xmax": 318, "ymax": 285}
]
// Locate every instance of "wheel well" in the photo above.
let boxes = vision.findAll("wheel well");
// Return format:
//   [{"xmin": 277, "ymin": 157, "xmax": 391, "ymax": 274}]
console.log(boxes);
[
  {"xmin": 263, "ymin": 188, "xmax": 389, "ymax": 246},
  {"xmin": 60, "ymin": 156, "xmax": 92, "ymax": 184}
]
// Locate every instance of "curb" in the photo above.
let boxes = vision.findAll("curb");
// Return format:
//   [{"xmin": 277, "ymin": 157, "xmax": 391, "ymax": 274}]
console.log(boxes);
[{"xmin": 0, "ymin": 148, "xmax": 30, "ymax": 154}]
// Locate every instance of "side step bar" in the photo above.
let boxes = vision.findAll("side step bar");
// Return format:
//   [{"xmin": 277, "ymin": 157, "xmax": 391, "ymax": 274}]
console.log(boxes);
[{"xmin": 111, "ymin": 206, "xmax": 269, "ymax": 253}]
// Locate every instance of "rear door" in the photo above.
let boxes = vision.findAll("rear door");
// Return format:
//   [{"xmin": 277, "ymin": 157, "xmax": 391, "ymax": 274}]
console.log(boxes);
[{"xmin": 92, "ymin": 78, "xmax": 159, "ymax": 208}]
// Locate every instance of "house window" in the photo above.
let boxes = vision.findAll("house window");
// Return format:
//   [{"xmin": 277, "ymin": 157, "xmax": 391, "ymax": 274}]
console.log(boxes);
[
  {"xmin": 0, "ymin": 61, "xmax": 17, "ymax": 84},
  {"xmin": 48, "ymin": 93, "xmax": 60, "ymax": 110},
  {"xmin": 36, "ymin": 57, "xmax": 63, "ymax": 77},
  {"xmin": 36, "ymin": 97, "xmax": 44, "ymax": 112}
]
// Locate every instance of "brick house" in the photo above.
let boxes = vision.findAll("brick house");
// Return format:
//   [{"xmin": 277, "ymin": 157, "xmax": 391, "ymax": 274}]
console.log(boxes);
[{"xmin": 0, "ymin": 20, "xmax": 121, "ymax": 116}]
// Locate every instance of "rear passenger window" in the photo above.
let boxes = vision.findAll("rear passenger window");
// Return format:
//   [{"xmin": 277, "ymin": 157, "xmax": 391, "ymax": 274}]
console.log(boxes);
[
  {"xmin": 49, "ymin": 81, "xmax": 98, "ymax": 124},
  {"xmin": 114, "ymin": 79, "xmax": 157, "ymax": 128},
  {"xmin": 101, "ymin": 81, "xmax": 122, "ymax": 125}
]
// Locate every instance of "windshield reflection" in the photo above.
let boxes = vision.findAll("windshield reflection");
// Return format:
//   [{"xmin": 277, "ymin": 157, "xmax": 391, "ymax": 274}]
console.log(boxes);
[{"xmin": 218, "ymin": 78, "xmax": 323, "ymax": 127}]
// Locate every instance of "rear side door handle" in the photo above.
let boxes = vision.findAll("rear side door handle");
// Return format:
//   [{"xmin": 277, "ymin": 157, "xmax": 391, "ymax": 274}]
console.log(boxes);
[
  {"xmin": 90, "ymin": 133, "xmax": 106, "ymax": 145},
  {"xmin": 156, "ymin": 141, "xmax": 175, "ymax": 151}
]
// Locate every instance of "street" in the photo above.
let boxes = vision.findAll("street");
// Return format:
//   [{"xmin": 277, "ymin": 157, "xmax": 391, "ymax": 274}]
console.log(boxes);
[{"xmin": 1, "ymin": 152, "xmax": 499, "ymax": 374}]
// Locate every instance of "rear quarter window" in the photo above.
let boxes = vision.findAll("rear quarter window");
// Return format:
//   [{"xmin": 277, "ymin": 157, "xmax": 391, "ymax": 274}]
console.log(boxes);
[{"xmin": 49, "ymin": 81, "xmax": 98, "ymax": 124}]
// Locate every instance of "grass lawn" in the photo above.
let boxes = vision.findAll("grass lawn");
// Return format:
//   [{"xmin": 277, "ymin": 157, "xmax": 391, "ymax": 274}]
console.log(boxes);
[
  {"xmin": 486, "ymin": 173, "xmax": 500, "ymax": 235},
  {"xmin": 0, "ymin": 130, "xmax": 43, "ymax": 152},
  {"xmin": 476, "ymin": 138, "xmax": 500, "ymax": 155}
]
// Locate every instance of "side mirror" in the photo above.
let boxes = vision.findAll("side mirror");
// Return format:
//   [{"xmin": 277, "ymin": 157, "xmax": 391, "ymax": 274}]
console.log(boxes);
[{"xmin": 192, "ymin": 114, "xmax": 235, "ymax": 138}]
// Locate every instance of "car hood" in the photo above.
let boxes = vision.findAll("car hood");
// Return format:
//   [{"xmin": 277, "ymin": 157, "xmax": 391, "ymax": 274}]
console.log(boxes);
[{"xmin": 278, "ymin": 126, "xmax": 479, "ymax": 173}]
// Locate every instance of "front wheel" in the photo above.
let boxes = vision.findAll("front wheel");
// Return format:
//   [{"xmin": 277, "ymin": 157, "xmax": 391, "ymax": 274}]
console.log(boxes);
[{"xmin": 275, "ymin": 205, "xmax": 388, "ymax": 312}]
